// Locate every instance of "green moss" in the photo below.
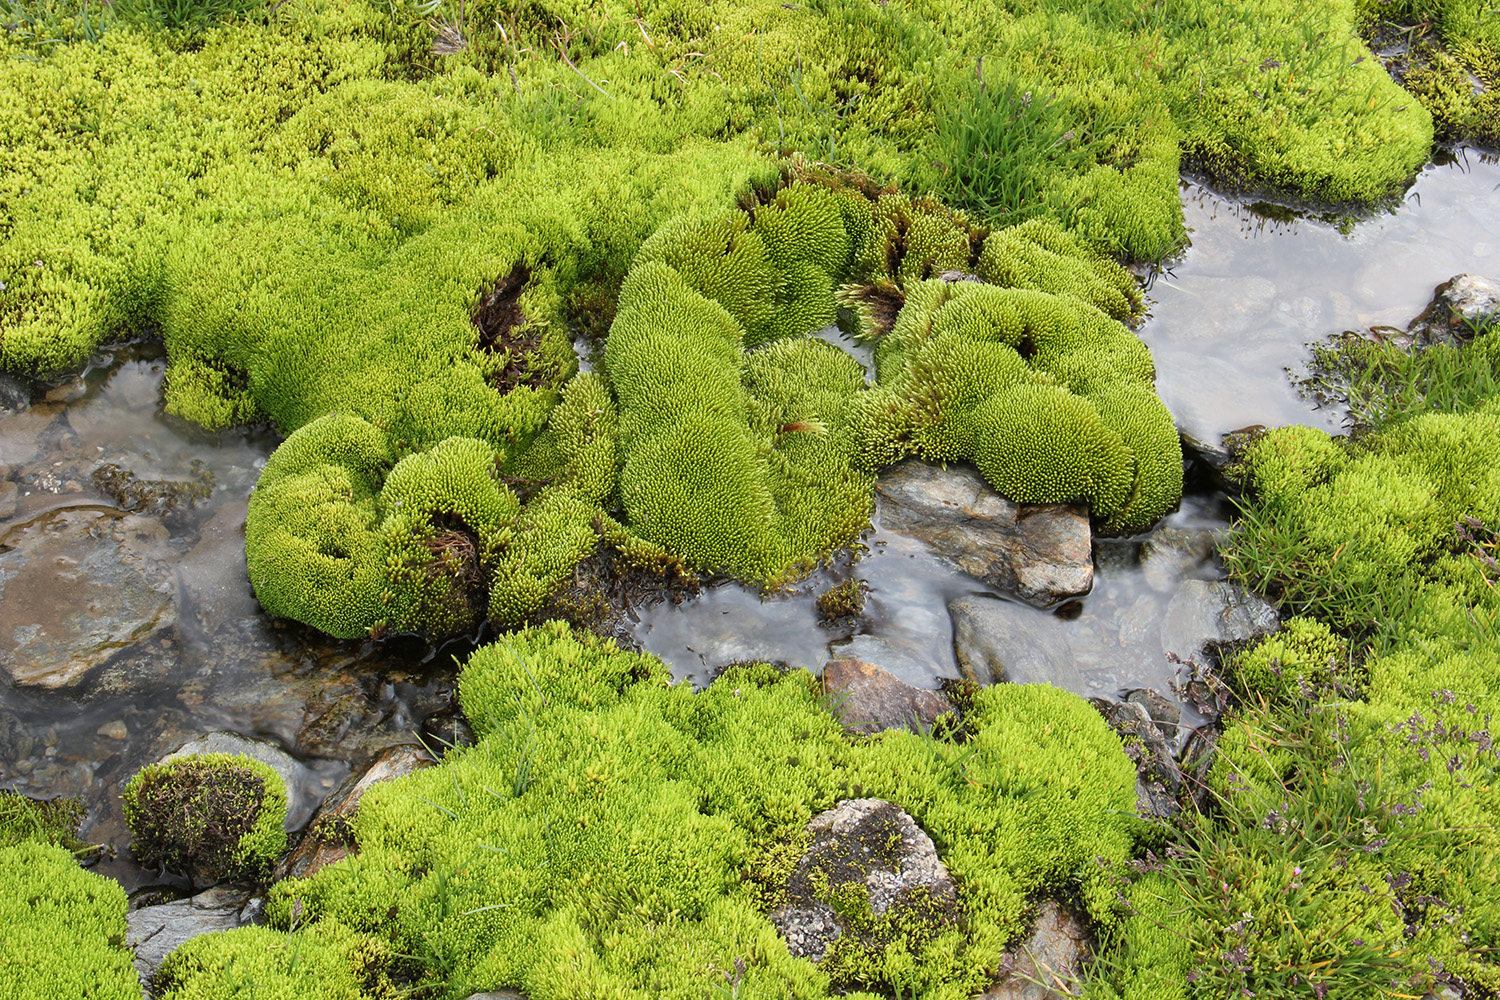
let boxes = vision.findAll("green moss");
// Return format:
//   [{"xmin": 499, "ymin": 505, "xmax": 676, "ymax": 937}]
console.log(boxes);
[
  {"xmin": 1232, "ymin": 616, "xmax": 1352, "ymax": 702},
  {"xmin": 0, "ymin": 791, "xmax": 90, "ymax": 855},
  {"xmin": 154, "ymin": 922, "xmax": 400, "ymax": 1000},
  {"xmin": 123, "ymin": 752, "xmax": 288, "ymax": 885},
  {"xmin": 0, "ymin": 841, "xmax": 137, "ymax": 1000},
  {"xmin": 816, "ymin": 579, "xmax": 867, "ymax": 623},
  {"xmin": 119, "ymin": 621, "xmax": 1134, "ymax": 998}
]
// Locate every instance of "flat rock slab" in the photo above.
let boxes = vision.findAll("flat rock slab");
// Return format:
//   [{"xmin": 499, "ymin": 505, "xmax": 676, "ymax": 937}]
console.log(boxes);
[
  {"xmin": 821, "ymin": 658, "xmax": 955, "ymax": 736},
  {"xmin": 877, "ymin": 460, "xmax": 1092, "ymax": 607},
  {"xmin": 0, "ymin": 510, "xmax": 175, "ymax": 689},
  {"xmin": 126, "ymin": 886, "xmax": 258, "ymax": 988},
  {"xmin": 278, "ymin": 743, "xmax": 434, "ymax": 881},
  {"xmin": 983, "ymin": 901, "xmax": 1092, "ymax": 999},
  {"xmin": 949, "ymin": 596, "xmax": 1086, "ymax": 691},
  {"xmin": 771, "ymin": 798, "xmax": 960, "ymax": 964}
]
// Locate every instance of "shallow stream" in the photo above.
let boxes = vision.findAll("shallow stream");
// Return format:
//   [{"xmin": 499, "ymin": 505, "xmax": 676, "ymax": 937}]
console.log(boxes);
[{"xmin": 1, "ymin": 149, "xmax": 1496, "ymax": 886}]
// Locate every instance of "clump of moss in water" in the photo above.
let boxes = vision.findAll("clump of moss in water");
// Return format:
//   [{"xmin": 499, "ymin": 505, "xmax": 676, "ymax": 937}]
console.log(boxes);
[
  {"xmin": 140, "ymin": 620, "xmax": 1138, "ymax": 999},
  {"xmin": 1089, "ymin": 326, "xmax": 1500, "ymax": 998},
  {"xmin": 817, "ymin": 578, "xmax": 868, "ymax": 624}
]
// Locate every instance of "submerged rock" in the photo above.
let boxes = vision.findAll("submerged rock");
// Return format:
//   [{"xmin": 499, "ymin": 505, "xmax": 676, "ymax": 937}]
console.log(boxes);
[
  {"xmin": 770, "ymin": 799, "xmax": 960, "ymax": 966},
  {"xmin": 983, "ymin": 901, "xmax": 1093, "ymax": 999},
  {"xmin": 276, "ymin": 744, "xmax": 435, "ymax": 881},
  {"xmin": 949, "ymin": 596, "xmax": 1086, "ymax": 691},
  {"xmin": 0, "ymin": 510, "xmax": 175, "ymax": 690},
  {"xmin": 1407, "ymin": 273, "xmax": 1500, "ymax": 348},
  {"xmin": 1139, "ymin": 526, "xmax": 1217, "ymax": 594},
  {"xmin": 1159, "ymin": 579, "xmax": 1280, "ymax": 664},
  {"xmin": 876, "ymin": 460, "xmax": 1093, "ymax": 607},
  {"xmin": 820, "ymin": 658, "xmax": 955, "ymax": 736}
]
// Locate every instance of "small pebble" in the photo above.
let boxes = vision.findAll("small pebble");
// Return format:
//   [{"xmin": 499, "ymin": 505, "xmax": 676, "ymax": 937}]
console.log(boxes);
[{"xmin": 97, "ymin": 720, "xmax": 129, "ymax": 741}]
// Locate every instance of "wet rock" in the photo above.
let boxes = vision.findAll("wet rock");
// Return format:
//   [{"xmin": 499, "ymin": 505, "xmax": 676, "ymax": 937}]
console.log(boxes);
[
  {"xmin": 821, "ymin": 658, "xmax": 955, "ymax": 736},
  {"xmin": 276, "ymin": 744, "xmax": 435, "ymax": 881},
  {"xmin": 770, "ymin": 799, "xmax": 960, "ymax": 964},
  {"xmin": 0, "ymin": 373, "xmax": 29, "ymax": 412},
  {"xmin": 0, "ymin": 401, "xmax": 65, "ymax": 466},
  {"xmin": 126, "ymin": 885, "xmax": 260, "ymax": 989},
  {"xmin": 1099, "ymin": 700, "xmax": 1179, "ymax": 819},
  {"xmin": 1408, "ymin": 273, "xmax": 1500, "ymax": 348},
  {"xmin": 0, "ymin": 479, "xmax": 16, "ymax": 520},
  {"xmin": 421, "ymin": 707, "xmax": 476, "ymax": 756},
  {"xmin": 876, "ymin": 460, "xmax": 1093, "ymax": 607},
  {"xmin": 464, "ymin": 992, "xmax": 528, "ymax": 1000},
  {"xmin": 949, "ymin": 596, "xmax": 1085, "ymax": 690},
  {"xmin": 826, "ymin": 634, "xmax": 936, "ymax": 688},
  {"xmin": 44, "ymin": 376, "xmax": 89, "ymax": 404},
  {"xmin": 1125, "ymin": 688, "xmax": 1182, "ymax": 738},
  {"xmin": 1159, "ymin": 580, "xmax": 1279, "ymax": 664},
  {"xmin": 164, "ymin": 732, "xmax": 321, "ymax": 831},
  {"xmin": 1139, "ymin": 527, "xmax": 1216, "ymax": 594},
  {"xmin": 1178, "ymin": 726, "xmax": 1220, "ymax": 812},
  {"xmin": 0, "ymin": 510, "xmax": 175, "ymax": 690},
  {"xmin": 983, "ymin": 901, "xmax": 1092, "ymax": 999}
]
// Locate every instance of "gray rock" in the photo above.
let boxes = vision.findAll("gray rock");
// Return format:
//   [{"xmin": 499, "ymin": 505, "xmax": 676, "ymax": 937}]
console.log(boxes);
[
  {"xmin": 277, "ymin": 744, "xmax": 435, "ymax": 881},
  {"xmin": 0, "ymin": 511, "xmax": 175, "ymax": 690},
  {"xmin": 1101, "ymin": 700, "xmax": 1179, "ymax": 819},
  {"xmin": 1124, "ymin": 688, "xmax": 1181, "ymax": 738},
  {"xmin": 821, "ymin": 658, "xmax": 955, "ymax": 736},
  {"xmin": 1159, "ymin": 580, "xmax": 1279, "ymax": 664},
  {"xmin": 770, "ymin": 799, "xmax": 960, "ymax": 963},
  {"xmin": 949, "ymin": 596, "xmax": 1085, "ymax": 691},
  {"xmin": 1408, "ymin": 273, "xmax": 1500, "ymax": 348},
  {"xmin": 876, "ymin": 460, "xmax": 1093, "ymax": 607},
  {"xmin": 126, "ymin": 886, "xmax": 260, "ymax": 988},
  {"xmin": 1138, "ymin": 527, "xmax": 1216, "ymax": 594},
  {"xmin": 983, "ymin": 900, "xmax": 1092, "ymax": 999},
  {"xmin": 165, "ymin": 732, "xmax": 321, "ymax": 831}
]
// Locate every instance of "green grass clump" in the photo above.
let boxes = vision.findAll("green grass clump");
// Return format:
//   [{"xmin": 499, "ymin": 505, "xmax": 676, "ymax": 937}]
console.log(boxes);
[
  {"xmin": 1098, "ymin": 329, "xmax": 1500, "ymax": 997},
  {"xmin": 123, "ymin": 752, "xmax": 289, "ymax": 885},
  {"xmin": 0, "ymin": 841, "xmax": 137, "ymax": 1000},
  {"xmin": 147, "ymin": 620, "xmax": 1139, "ymax": 999},
  {"xmin": 0, "ymin": 790, "xmax": 92, "ymax": 856}
]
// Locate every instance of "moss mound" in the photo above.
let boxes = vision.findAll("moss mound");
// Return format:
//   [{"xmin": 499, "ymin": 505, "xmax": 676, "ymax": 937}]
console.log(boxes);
[
  {"xmin": 0, "ymin": 841, "xmax": 137, "ymax": 1000},
  {"xmin": 123, "ymin": 752, "xmax": 289, "ymax": 885},
  {"xmin": 144, "ymin": 621, "xmax": 1138, "ymax": 999}
]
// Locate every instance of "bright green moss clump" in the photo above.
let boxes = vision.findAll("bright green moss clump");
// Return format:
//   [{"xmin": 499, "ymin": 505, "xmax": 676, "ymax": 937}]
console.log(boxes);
[
  {"xmin": 146, "ymin": 621, "xmax": 1138, "ymax": 999},
  {"xmin": 0, "ymin": 841, "xmax": 137, "ymax": 1000},
  {"xmin": 1117, "ymin": 330, "xmax": 1500, "ymax": 997},
  {"xmin": 123, "ymin": 752, "xmax": 289, "ymax": 885}
]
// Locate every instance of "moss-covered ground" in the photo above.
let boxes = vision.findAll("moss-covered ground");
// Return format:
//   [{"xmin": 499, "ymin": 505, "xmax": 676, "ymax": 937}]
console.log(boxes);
[
  {"xmin": 0, "ymin": 0, "xmax": 1460, "ymax": 638},
  {"xmin": 4, "ymin": 0, "xmax": 1499, "ymax": 995}
]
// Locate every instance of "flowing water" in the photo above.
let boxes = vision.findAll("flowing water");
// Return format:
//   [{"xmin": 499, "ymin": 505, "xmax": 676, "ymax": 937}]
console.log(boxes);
[{"xmin": 1, "ymin": 150, "xmax": 1497, "ymax": 883}]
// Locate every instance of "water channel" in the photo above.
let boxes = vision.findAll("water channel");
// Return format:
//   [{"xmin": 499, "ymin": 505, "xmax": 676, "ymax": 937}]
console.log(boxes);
[{"xmin": 1, "ymin": 148, "xmax": 1496, "ymax": 887}]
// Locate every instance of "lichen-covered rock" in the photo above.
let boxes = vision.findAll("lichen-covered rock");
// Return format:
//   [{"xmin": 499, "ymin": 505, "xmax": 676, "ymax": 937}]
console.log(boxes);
[
  {"xmin": 123, "ymin": 752, "xmax": 289, "ymax": 886},
  {"xmin": 769, "ymin": 798, "xmax": 961, "ymax": 982}
]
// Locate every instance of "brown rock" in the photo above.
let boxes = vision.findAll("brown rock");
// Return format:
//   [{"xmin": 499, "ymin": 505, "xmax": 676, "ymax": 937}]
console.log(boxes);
[
  {"xmin": 821, "ymin": 658, "xmax": 955, "ymax": 736},
  {"xmin": 276, "ymin": 744, "xmax": 435, "ymax": 881},
  {"xmin": 984, "ymin": 901, "xmax": 1092, "ymax": 999},
  {"xmin": 876, "ymin": 460, "xmax": 1092, "ymax": 607}
]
